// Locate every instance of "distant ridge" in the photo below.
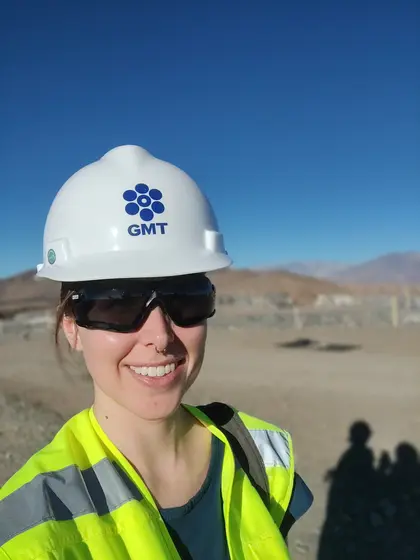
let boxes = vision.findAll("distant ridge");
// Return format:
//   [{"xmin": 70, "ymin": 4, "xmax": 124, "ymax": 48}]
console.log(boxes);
[
  {"xmin": 2, "ymin": 252, "xmax": 420, "ymax": 317},
  {"xmin": 0, "ymin": 267, "xmax": 344, "ymax": 316},
  {"xmin": 280, "ymin": 252, "xmax": 420, "ymax": 284}
]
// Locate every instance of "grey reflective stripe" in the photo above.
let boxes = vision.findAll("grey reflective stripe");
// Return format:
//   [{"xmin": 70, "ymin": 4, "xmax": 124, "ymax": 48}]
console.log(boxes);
[
  {"xmin": 0, "ymin": 459, "xmax": 143, "ymax": 547},
  {"xmin": 248, "ymin": 429, "xmax": 291, "ymax": 469}
]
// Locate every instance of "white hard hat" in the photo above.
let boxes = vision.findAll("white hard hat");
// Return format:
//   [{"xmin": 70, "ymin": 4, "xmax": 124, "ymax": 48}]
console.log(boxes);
[{"xmin": 36, "ymin": 145, "xmax": 232, "ymax": 282}]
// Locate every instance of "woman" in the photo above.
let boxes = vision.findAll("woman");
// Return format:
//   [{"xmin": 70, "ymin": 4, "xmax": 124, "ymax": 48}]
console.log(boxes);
[{"xmin": 0, "ymin": 145, "xmax": 312, "ymax": 559}]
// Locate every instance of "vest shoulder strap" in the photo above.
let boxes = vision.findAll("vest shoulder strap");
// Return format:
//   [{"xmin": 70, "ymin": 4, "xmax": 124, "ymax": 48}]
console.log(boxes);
[{"xmin": 196, "ymin": 401, "xmax": 270, "ymax": 508}]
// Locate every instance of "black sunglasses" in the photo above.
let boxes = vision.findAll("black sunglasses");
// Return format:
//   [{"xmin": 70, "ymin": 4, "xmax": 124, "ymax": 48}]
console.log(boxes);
[{"xmin": 70, "ymin": 275, "xmax": 216, "ymax": 333}]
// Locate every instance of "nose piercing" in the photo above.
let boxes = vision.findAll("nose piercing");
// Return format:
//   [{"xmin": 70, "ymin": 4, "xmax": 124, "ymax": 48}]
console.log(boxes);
[{"xmin": 155, "ymin": 331, "xmax": 173, "ymax": 353}]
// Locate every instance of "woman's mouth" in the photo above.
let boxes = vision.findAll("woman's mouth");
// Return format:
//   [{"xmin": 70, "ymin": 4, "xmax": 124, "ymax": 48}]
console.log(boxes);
[{"xmin": 128, "ymin": 358, "xmax": 184, "ymax": 378}]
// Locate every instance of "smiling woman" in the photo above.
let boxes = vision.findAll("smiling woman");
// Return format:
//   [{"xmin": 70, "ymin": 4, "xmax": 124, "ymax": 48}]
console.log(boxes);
[{"xmin": 0, "ymin": 145, "xmax": 312, "ymax": 560}]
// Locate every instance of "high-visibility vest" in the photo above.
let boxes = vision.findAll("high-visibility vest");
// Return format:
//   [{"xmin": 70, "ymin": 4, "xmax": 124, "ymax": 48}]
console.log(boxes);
[{"xmin": 0, "ymin": 405, "xmax": 295, "ymax": 559}]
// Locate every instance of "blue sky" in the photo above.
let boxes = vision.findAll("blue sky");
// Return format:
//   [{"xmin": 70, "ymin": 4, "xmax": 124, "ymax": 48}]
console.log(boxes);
[{"xmin": 1, "ymin": 0, "xmax": 418, "ymax": 278}]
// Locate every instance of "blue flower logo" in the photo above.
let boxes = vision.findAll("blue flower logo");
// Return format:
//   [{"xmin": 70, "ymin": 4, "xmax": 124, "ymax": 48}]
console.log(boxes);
[{"xmin": 123, "ymin": 183, "xmax": 165, "ymax": 222}]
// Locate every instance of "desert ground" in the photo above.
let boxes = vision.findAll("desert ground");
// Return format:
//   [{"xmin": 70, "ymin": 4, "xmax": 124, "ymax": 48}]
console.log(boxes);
[{"xmin": 1, "ymin": 323, "xmax": 419, "ymax": 559}]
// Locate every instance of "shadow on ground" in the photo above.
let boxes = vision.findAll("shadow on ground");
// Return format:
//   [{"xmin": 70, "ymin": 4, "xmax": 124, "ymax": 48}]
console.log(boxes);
[
  {"xmin": 317, "ymin": 421, "xmax": 420, "ymax": 560},
  {"xmin": 275, "ymin": 338, "xmax": 361, "ymax": 352}
]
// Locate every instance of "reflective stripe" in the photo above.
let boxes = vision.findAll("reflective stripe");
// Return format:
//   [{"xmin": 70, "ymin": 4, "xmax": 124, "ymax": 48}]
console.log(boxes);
[
  {"xmin": 0, "ymin": 459, "xmax": 143, "ymax": 547},
  {"xmin": 249, "ymin": 429, "xmax": 291, "ymax": 469}
]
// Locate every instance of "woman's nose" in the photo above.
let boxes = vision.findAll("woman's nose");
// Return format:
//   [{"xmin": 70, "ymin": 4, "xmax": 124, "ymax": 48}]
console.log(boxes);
[{"xmin": 135, "ymin": 305, "xmax": 174, "ymax": 351}]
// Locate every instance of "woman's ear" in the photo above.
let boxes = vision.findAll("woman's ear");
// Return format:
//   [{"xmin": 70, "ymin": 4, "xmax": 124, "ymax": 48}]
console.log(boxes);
[{"xmin": 62, "ymin": 316, "xmax": 83, "ymax": 351}]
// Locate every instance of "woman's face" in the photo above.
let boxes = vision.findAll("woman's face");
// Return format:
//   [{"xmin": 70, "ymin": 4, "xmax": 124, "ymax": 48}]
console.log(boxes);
[{"xmin": 63, "ymin": 305, "xmax": 207, "ymax": 421}]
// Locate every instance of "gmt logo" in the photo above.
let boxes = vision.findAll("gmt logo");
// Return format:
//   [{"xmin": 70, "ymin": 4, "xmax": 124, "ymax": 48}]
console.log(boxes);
[{"xmin": 123, "ymin": 183, "xmax": 168, "ymax": 236}]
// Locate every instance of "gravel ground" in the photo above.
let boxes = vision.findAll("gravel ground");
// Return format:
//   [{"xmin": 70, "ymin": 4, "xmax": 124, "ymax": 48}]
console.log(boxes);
[{"xmin": 0, "ymin": 392, "xmax": 65, "ymax": 484}]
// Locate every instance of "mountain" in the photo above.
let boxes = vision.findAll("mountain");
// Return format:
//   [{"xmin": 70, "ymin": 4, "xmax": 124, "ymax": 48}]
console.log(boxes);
[
  {"xmin": 2, "ymin": 251, "xmax": 419, "ymax": 318},
  {"xmin": 279, "ymin": 261, "xmax": 350, "ymax": 279},
  {"xmin": 0, "ymin": 268, "xmax": 346, "ymax": 317},
  {"xmin": 330, "ymin": 252, "xmax": 420, "ymax": 284},
  {"xmin": 0, "ymin": 270, "xmax": 59, "ymax": 316},
  {"xmin": 209, "ymin": 268, "xmax": 347, "ymax": 305},
  {"xmin": 280, "ymin": 252, "xmax": 420, "ymax": 284}
]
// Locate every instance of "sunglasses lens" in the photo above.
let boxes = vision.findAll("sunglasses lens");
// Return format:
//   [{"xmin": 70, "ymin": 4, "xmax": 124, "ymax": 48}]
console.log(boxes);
[
  {"xmin": 72, "ymin": 277, "xmax": 215, "ymax": 332},
  {"xmin": 164, "ymin": 292, "xmax": 215, "ymax": 327},
  {"xmin": 74, "ymin": 296, "xmax": 149, "ymax": 332}
]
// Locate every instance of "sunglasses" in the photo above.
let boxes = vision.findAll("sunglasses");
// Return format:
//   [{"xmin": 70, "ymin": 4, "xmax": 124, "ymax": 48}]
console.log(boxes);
[{"xmin": 69, "ymin": 275, "xmax": 216, "ymax": 333}]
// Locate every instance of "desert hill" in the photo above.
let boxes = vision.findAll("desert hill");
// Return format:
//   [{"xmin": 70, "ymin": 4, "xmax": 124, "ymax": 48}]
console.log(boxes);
[{"xmin": 0, "ymin": 268, "xmax": 346, "ymax": 316}]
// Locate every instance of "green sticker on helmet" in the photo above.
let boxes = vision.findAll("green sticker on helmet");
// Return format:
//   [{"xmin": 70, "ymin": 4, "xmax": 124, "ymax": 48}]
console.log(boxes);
[{"xmin": 47, "ymin": 249, "xmax": 56, "ymax": 265}]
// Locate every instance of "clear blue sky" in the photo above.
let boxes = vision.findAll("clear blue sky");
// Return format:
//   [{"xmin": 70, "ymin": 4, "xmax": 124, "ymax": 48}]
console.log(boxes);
[{"xmin": 1, "ymin": 0, "xmax": 418, "ymax": 278}]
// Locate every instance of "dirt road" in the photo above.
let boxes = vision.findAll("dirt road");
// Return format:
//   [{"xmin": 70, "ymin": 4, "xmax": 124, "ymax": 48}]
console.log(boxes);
[{"xmin": 1, "ymin": 325, "xmax": 419, "ymax": 559}]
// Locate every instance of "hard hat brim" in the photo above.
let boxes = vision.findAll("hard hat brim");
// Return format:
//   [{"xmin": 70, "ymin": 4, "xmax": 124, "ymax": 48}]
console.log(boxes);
[{"xmin": 36, "ymin": 250, "xmax": 232, "ymax": 283}]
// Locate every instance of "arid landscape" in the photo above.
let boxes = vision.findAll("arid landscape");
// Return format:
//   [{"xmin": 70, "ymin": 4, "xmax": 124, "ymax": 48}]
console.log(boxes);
[
  {"xmin": 1, "ymin": 260, "xmax": 420, "ymax": 559},
  {"xmin": 2, "ymin": 0, "xmax": 417, "ymax": 556},
  {"xmin": 2, "ymin": 251, "xmax": 420, "ymax": 315}
]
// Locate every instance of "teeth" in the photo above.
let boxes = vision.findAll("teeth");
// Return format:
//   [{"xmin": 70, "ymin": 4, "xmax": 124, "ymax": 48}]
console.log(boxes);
[{"xmin": 130, "ymin": 362, "xmax": 177, "ymax": 377}]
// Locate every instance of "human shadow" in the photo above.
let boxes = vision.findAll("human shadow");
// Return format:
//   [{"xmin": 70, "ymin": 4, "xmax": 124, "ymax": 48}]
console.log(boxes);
[{"xmin": 317, "ymin": 421, "xmax": 420, "ymax": 560}]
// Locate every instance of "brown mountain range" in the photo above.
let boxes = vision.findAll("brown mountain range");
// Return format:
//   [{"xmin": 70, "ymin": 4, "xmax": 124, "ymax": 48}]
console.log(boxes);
[
  {"xmin": 282, "ymin": 252, "xmax": 420, "ymax": 284},
  {"xmin": 0, "ymin": 268, "xmax": 346, "ymax": 317},
  {"xmin": 1, "ymin": 265, "xmax": 419, "ymax": 318}
]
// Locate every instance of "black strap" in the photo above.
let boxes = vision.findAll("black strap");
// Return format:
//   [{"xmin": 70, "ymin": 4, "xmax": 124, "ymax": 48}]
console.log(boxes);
[
  {"xmin": 196, "ymin": 401, "xmax": 270, "ymax": 509},
  {"xmin": 279, "ymin": 475, "xmax": 297, "ymax": 540}
]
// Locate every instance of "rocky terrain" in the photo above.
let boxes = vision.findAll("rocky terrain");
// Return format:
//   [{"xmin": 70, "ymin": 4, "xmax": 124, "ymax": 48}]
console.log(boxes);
[{"xmin": 0, "ymin": 392, "xmax": 65, "ymax": 483}]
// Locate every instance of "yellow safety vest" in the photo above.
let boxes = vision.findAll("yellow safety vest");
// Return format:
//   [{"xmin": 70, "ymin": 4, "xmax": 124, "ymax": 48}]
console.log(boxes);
[{"xmin": 0, "ymin": 405, "xmax": 295, "ymax": 559}]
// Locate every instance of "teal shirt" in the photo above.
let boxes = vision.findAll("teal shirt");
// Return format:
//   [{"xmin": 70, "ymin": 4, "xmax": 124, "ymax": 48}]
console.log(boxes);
[
  {"xmin": 159, "ymin": 435, "xmax": 313, "ymax": 559},
  {"xmin": 160, "ymin": 435, "xmax": 229, "ymax": 559}
]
